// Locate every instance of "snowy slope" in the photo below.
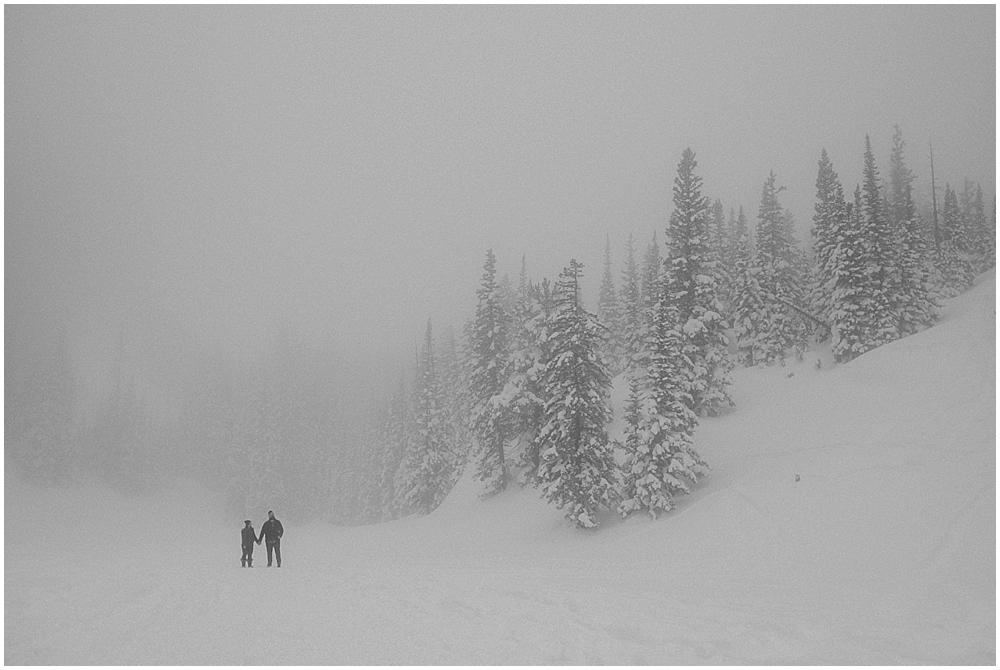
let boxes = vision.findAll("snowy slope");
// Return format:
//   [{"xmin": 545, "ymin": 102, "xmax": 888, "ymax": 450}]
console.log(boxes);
[{"xmin": 5, "ymin": 272, "xmax": 995, "ymax": 664}]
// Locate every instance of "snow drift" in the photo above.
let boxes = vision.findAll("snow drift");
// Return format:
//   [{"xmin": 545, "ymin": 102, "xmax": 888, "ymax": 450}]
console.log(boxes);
[{"xmin": 5, "ymin": 272, "xmax": 995, "ymax": 664}]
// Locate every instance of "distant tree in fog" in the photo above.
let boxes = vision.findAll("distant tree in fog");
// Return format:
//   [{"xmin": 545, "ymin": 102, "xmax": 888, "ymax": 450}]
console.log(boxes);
[
  {"xmin": 376, "ymin": 373, "xmax": 412, "ymax": 520},
  {"xmin": 617, "ymin": 233, "xmax": 645, "ymax": 375},
  {"xmin": 6, "ymin": 333, "xmax": 76, "ymax": 485},
  {"xmin": 966, "ymin": 183, "xmax": 993, "ymax": 272},
  {"xmin": 224, "ymin": 366, "xmax": 285, "ymax": 516},
  {"xmin": 396, "ymin": 320, "xmax": 460, "ymax": 515},
  {"xmin": 886, "ymin": 126, "xmax": 937, "ymax": 337},
  {"xmin": 730, "ymin": 208, "xmax": 768, "ymax": 367},
  {"xmin": 439, "ymin": 327, "xmax": 470, "ymax": 465},
  {"xmin": 708, "ymin": 198, "xmax": 733, "ymax": 303},
  {"xmin": 468, "ymin": 249, "xmax": 511, "ymax": 497},
  {"xmin": 936, "ymin": 182, "xmax": 977, "ymax": 296},
  {"xmin": 640, "ymin": 231, "xmax": 661, "ymax": 313},
  {"xmin": 597, "ymin": 234, "xmax": 623, "ymax": 374}
]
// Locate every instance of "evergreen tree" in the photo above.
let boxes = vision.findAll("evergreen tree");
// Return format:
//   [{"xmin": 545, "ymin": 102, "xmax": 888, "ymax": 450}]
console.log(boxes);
[
  {"xmin": 618, "ymin": 233, "xmax": 645, "ymax": 374},
  {"xmin": 509, "ymin": 275, "xmax": 551, "ymax": 482},
  {"xmin": 718, "ymin": 207, "xmax": 741, "ymax": 308},
  {"xmin": 619, "ymin": 288, "xmax": 708, "ymax": 519},
  {"xmin": 597, "ymin": 234, "xmax": 623, "ymax": 374},
  {"xmin": 753, "ymin": 171, "xmax": 805, "ymax": 363},
  {"xmin": 859, "ymin": 134, "xmax": 899, "ymax": 349},
  {"xmin": 7, "ymin": 333, "xmax": 76, "ymax": 485},
  {"xmin": 730, "ymin": 210, "xmax": 769, "ymax": 367},
  {"xmin": 988, "ymin": 199, "xmax": 997, "ymax": 270},
  {"xmin": 967, "ymin": 183, "xmax": 992, "ymax": 272},
  {"xmin": 397, "ymin": 320, "xmax": 458, "ymax": 515},
  {"xmin": 663, "ymin": 148, "xmax": 732, "ymax": 415},
  {"xmin": 936, "ymin": 183, "xmax": 973, "ymax": 296},
  {"xmin": 809, "ymin": 148, "xmax": 849, "ymax": 326},
  {"xmin": 224, "ymin": 365, "xmax": 285, "ymax": 516},
  {"xmin": 960, "ymin": 178, "xmax": 978, "ymax": 258},
  {"xmin": 708, "ymin": 198, "xmax": 733, "ymax": 302},
  {"xmin": 709, "ymin": 198, "xmax": 727, "ymax": 262},
  {"xmin": 640, "ymin": 232, "xmax": 662, "ymax": 312},
  {"xmin": 733, "ymin": 206, "xmax": 749, "ymax": 251},
  {"xmin": 468, "ymin": 250, "xmax": 511, "ymax": 497},
  {"xmin": 534, "ymin": 260, "xmax": 618, "ymax": 529},
  {"xmin": 829, "ymin": 186, "xmax": 877, "ymax": 362},
  {"xmin": 887, "ymin": 126, "xmax": 937, "ymax": 336},
  {"xmin": 377, "ymin": 374, "xmax": 412, "ymax": 519},
  {"xmin": 439, "ymin": 327, "xmax": 470, "ymax": 468}
]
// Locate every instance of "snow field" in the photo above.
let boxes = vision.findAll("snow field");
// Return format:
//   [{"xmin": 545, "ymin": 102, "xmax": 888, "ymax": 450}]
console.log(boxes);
[{"xmin": 5, "ymin": 272, "xmax": 995, "ymax": 664}]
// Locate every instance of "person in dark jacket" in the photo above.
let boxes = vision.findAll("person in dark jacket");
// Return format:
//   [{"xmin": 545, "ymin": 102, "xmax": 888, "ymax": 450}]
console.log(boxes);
[
  {"xmin": 241, "ymin": 520, "xmax": 260, "ymax": 567},
  {"xmin": 258, "ymin": 510, "xmax": 284, "ymax": 567}
]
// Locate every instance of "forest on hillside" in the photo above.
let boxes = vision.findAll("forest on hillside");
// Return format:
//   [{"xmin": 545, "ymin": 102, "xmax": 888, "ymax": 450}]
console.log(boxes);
[{"xmin": 6, "ymin": 127, "xmax": 995, "ymax": 528}]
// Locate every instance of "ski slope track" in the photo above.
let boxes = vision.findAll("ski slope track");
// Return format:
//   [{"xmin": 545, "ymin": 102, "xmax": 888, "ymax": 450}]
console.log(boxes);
[{"xmin": 6, "ymin": 272, "xmax": 995, "ymax": 664}]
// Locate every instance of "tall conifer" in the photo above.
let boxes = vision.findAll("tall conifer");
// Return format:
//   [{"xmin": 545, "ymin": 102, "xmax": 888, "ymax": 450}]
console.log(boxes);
[
  {"xmin": 534, "ymin": 260, "xmax": 618, "ymax": 528},
  {"xmin": 468, "ymin": 250, "xmax": 510, "ymax": 497},
  {"xmin": 887, "ymin": 126, "xmax": 937, "ymax": 336},
  {"xmin": 664, "ymin": 148, "xmax": 732, "ymax": 415}
]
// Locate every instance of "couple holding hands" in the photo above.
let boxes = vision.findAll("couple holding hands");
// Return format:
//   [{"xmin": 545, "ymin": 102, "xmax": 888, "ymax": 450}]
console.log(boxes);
[{"xmin": 241, "ymin": 510, "xmax": 283, "ymax": 568}]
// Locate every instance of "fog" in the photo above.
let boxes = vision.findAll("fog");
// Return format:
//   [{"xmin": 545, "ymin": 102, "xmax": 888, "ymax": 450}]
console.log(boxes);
[{"xmin": 5, "ymin": 6, "xmax": 994, "ymax": 510}]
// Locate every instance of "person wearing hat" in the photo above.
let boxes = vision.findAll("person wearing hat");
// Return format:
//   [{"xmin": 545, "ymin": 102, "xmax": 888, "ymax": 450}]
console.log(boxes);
[
  {"xmin": 241, "ymin": 519, "xmax": 260, "ymax": 567},
  {"xmin": 258, "ymin": 510, "xmax": 284, "ymax": 567}
]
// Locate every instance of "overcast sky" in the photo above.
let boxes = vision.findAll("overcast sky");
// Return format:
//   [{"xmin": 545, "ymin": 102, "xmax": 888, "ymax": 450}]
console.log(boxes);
[{"xmin": 6, "ymin": 5, "xmax": 995, "ymax": 411}]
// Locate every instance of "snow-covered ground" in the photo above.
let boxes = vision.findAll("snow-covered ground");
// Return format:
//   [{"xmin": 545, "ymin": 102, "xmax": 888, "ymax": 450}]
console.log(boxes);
[{"xmin": 5, "ymin": 272, "xmax": 995, "ymax": 664}]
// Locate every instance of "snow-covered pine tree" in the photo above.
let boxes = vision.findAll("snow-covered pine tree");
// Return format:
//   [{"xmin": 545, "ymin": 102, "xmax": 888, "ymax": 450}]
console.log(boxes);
[
  {"xmin": 468, "ymin": 249, "xmax": 511, "ymax": 497},
  {"xmin": 377, "ymin": 373, "xmax": 412, "ymax": 520},
  {"xmin": 809, "ymin": 148, "xmax": 848, "ymax": 327},
  {"xmin": 938, "ymin": 183, "xmax": 976, "ymax": 296},
  {"xmin": 859, "ymin": 134, "xmax": 900, "ymax": 350},
  {"xmin": 887, "ymin": 126, "xmax": 937, "ymax": 337},
  {"xmin": 663, "ymin": 148, "xmax": 732, "ymax": 416},
  {"xmin": 731, "ymin": 206, "xmax": 748, "ymax": 253},
  {"xmin": 753, "ymin": 171, "xmax": 805, "ymax": 363},
  {"xmin": 718, "ymin": 207, "xmax": 740, "ymax": 308},
  {"xmin": 618, "ymin": 232, "xmax": 646, "ymax": 375},
  {"xmin": 618, "ymin": 286, "xmax": 708, "ymax": 519},
  {"xmin": 709, "ymin": 199, "xmax": 726, "ymax": 260},
  {"xmin": 708, "ymin": 198, "xmax": 733, "ymax": 305},
  {"xmin": 969, "ymin": 184, "xmax": 992, "ymax": 272},
  {"xmin": 640, "ymin": 232, "xmax": 662, "ymax": 312},
  {"xmin": 960, "ymin": 179, "xmax": 980, "ymax": 269},
  {"xmin": 439, "ymin": 327, "xmax": 470, "ymax": 469},
  {"xmin": 729, "ymin": 207, "xmax": 769, "ymax": 367},
  {"xmin": 830, "ymin": 186, "xmax": 879, "ymax": 362},
  {"xmin": 988, "ymin": 199, "xmax": 997, "ymax": 270},
  {"xmin": 511, "ymin": 274, "xmax": 552, "ymax": 482},
  {"xmin": 397, "ymin": 320, "xmax": 458, "ymax": 515},
  {"xmin": 534, "ymin": 260, "xmax": 618, "ymax": 529},
  {"xmin": 597, "ymin": 234, "xmax": 623, "ymax": 374}
]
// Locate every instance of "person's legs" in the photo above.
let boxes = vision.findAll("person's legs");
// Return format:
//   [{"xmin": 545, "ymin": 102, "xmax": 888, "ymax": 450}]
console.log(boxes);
[
  {"xmin": 274, "ymin": 539, "xmax": 281, "ymax": 567},
  {"xmin": 241, "ymin": 545, "xmax": 250, "ymax": 567},
  {"xmin": 247, "ymin": 543, "xmax": 254, "ymax": 567},
  {"xmin": 266, "ymin": 541, "xmax": 274, "ymax": 566}
]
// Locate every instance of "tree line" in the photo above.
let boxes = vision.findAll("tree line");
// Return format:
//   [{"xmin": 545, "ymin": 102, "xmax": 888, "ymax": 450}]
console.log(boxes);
[
  {"xmin": 6, "ymin": 127, "xmax": 993, "ymax": 528},
  {"xmin": 367, "ymin": 127, "xmax": 994, "ymax": 528}
]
